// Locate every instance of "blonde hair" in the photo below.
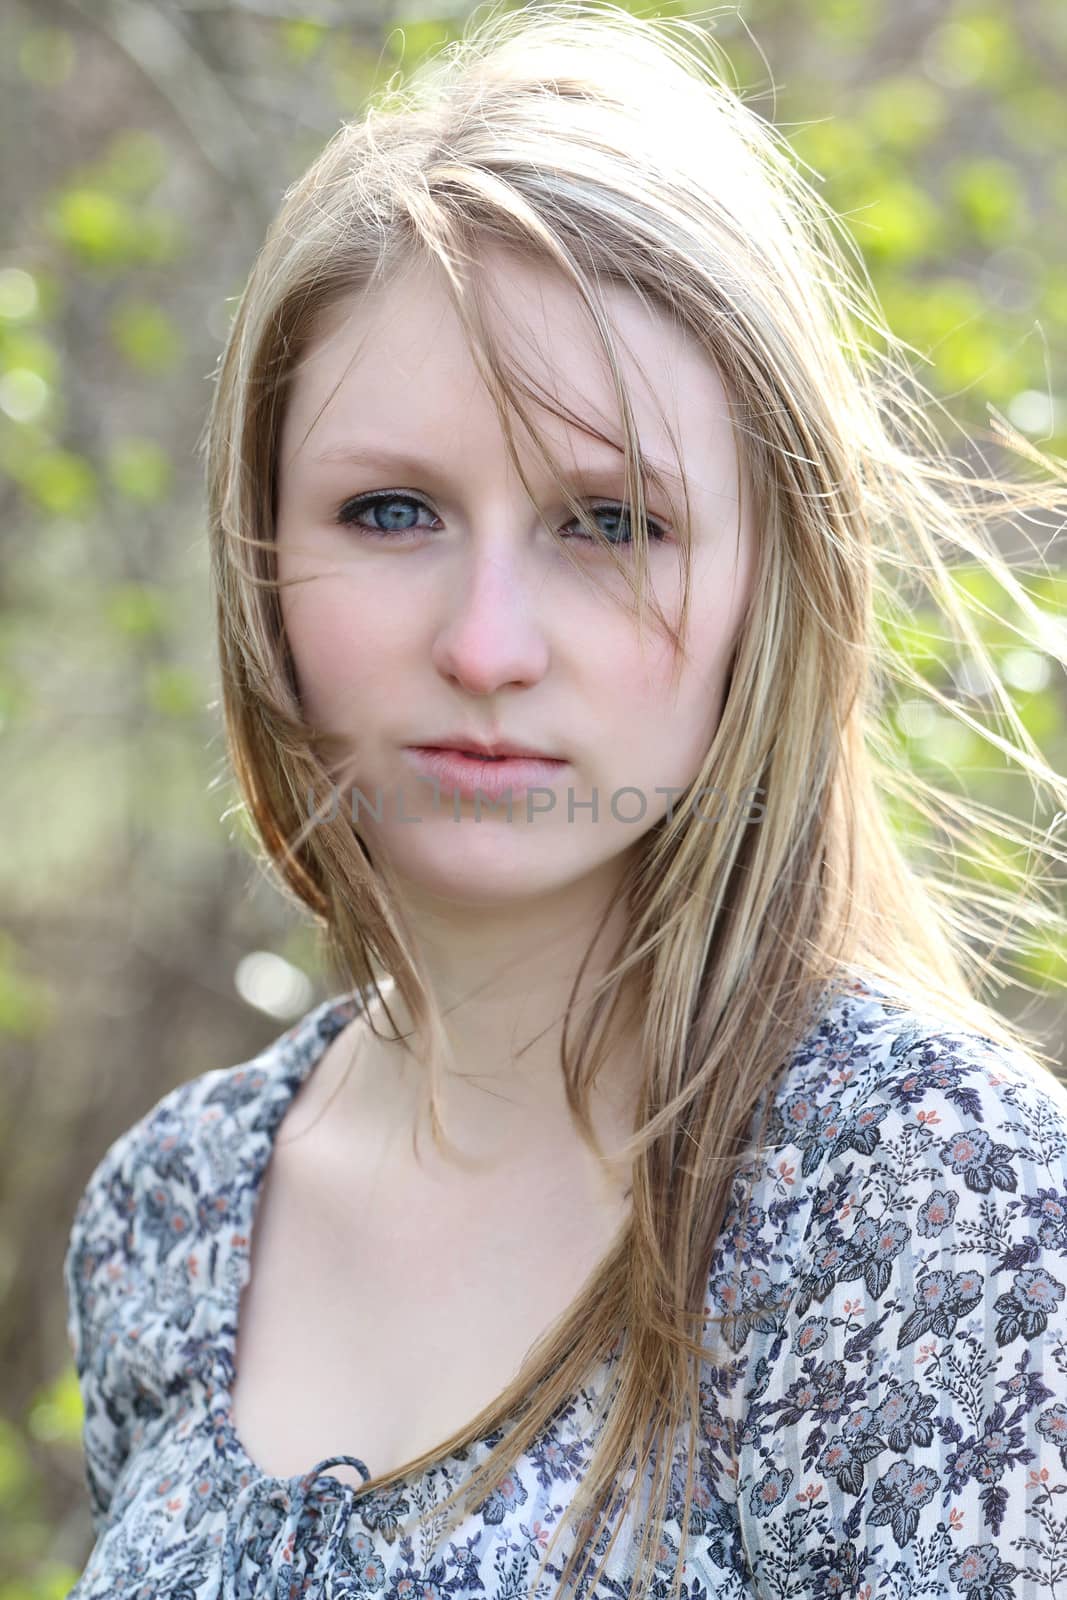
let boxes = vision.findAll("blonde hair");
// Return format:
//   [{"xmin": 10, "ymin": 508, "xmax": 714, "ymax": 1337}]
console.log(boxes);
[{"xmin": 198, "ymin": 4, "xmax": 1067, "ymax": 1597}]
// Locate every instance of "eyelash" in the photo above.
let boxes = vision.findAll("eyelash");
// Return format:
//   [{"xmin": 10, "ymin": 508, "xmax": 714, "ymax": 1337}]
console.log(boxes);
[{"xmin": 333, "ymin": 491, "xmax": 670, "ymax": 547}]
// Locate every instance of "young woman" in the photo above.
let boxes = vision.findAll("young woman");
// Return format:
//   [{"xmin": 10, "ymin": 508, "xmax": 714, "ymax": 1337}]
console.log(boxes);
[{"xmin": 64, "ymin": 4, "xmax": 1067, "ymax": 1597}]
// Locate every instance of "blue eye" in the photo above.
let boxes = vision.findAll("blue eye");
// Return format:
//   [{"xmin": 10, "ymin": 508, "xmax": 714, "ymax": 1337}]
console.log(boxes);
[
  {"xmin": 334, "ymin": 491, "xmax": 669, "ymax": 546},
  {"xmin": 335, "ymin": 493, "xmax": 437, "ymax": 539}
]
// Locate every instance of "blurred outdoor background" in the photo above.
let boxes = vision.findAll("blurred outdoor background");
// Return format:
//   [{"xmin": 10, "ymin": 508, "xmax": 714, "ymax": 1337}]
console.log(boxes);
[{"xmin": 2, "ymin": 0, "xmax": 1065, "ymax": 1589}]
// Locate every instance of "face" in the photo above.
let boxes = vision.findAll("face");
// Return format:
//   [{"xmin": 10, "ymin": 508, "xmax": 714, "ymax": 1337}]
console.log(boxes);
[{"xmin": 274, "ymin": 245, "xmax": 755, "ymax": 908}]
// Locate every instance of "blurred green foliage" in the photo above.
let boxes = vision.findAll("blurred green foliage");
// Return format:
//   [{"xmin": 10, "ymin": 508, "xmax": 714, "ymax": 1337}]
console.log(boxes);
[{"xmin": 2, "ymin": 0, "xmax": 1064, "ymax": 1591}]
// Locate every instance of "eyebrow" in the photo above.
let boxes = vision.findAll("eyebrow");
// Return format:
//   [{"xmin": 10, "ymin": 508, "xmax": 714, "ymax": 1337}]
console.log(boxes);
[{"xmin": 309, "ymin": 441, "xmax": 684, "ymax": 484}]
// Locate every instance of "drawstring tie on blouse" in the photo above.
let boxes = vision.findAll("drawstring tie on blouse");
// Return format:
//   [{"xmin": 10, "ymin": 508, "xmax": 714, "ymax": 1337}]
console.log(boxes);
[{"xmin": 220, "ymin": 1454, "xmax": 372, "ymax": 1599}]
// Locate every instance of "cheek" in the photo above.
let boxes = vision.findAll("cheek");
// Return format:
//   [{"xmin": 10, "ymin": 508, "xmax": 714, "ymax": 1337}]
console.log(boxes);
[
  {"xmin": 281, "ymin": 574, "xmax": 407, "ymax": 724},
  {"xmin": 607, "ymin": 586, "xmax": 740, "ymax": 776}
]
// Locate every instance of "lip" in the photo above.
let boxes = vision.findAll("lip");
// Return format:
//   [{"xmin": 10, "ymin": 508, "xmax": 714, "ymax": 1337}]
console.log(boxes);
[
  {"xmin": 403, "ymin": 745, "xmax": 570, "ymax": 803},
  {"xmin": 415, "ymin": 733, "xmax": 562, "ymax": 760}
]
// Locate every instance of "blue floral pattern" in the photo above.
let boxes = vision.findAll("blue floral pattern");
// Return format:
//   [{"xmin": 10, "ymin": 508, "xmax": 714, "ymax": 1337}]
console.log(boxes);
[{"xmin": 64, "ymin": 971, "xmax": 1067, "ymax": 1596}]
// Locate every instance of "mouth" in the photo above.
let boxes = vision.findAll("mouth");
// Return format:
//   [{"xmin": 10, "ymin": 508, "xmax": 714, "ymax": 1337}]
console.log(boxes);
[
  {"xmin": 411, "ymin": 746, "xmax": 566, "ymax": 764},
  {"xmin": 411, "ymin": 739, "xmax": 565, "ymax": 762},
  {"xmin": 402, "ymin": 745, "xmax": 570, "ymax": 795},
  {"xmin": 426, "ymin": 750, "xmax": 551, "ymax": 763}
]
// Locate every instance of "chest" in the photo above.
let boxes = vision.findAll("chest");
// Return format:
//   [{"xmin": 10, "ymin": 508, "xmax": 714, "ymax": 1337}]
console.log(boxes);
[{"xmin": 229, "ymin": 1097, "xmax": 631, "ymax": 1490}]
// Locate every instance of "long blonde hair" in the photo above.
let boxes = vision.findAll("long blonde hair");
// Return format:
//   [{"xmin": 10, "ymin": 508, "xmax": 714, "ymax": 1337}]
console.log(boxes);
[{"xmin": 198, "ymin": 4, "xmax": 1067, "ymax": 1597}]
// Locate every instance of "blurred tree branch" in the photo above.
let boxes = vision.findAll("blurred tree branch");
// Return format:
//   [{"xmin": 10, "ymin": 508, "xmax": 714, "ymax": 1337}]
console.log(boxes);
[{"xmin": 58, "ymin": 0, "xmax": 272, "ymax": 219}]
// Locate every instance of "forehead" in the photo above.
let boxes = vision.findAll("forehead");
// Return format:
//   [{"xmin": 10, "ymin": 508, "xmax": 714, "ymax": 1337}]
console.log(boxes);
[{"xmin": 279, "ymin": 246, "xmax": 738, "ymax": 495}]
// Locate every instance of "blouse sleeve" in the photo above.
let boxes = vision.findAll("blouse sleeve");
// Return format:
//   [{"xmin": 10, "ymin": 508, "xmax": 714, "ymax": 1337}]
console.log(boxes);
[
  {"xmin": 736, "ymin": 1032, "xmax": 1067, "ymax": 1597},
  {"xmin": 63, "ymin": 1130, "xmax": 139, "ymax": 1536}
]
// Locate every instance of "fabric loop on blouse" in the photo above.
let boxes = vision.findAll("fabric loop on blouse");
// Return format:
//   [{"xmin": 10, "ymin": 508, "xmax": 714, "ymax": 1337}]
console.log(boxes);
[{"xmin": 220, "ymin": 1455, "xmax": 370, "ymax": 1599}]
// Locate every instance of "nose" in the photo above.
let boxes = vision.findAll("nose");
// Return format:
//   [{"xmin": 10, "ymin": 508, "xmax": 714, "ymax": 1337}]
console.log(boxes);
[{"xmin": 430, "ymin": 537, "xmax": 551, "ymax": 695}]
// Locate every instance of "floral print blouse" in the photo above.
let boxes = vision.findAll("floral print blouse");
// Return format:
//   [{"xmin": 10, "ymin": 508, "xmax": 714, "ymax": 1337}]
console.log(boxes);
[{"xmin": 64, "ymin": 970, "xmax": 1067, "ymax": 1598}]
